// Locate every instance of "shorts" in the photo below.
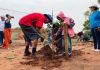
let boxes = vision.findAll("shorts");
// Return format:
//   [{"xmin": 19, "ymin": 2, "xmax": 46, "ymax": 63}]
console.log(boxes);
[{"xmin": 19, "ymin": 24, "xmax": 40, "ymax": 42}]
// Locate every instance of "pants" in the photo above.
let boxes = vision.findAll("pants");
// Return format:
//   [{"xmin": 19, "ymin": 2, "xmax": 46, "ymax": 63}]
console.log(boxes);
[
  {"xmin": 3, "ymin": 28, "xmax": 11, "ymax": 48},
  {"xmin": 48, "ymin": 31, "xmax": 52, "ymax": 43},
  {"xmin": 62, "ymin": 35, "xmax": 72, "ymax": 55},
  {"xmin": 0, "ymin": 31, "xmax": 4, "ymax": 46},
  {"xmin": 19, "ymin": 24, "xmax": 40, "ymax": 42},
  {"xmin": 91, "ymin": 28, "xmax": 100, "ymax": 50}
]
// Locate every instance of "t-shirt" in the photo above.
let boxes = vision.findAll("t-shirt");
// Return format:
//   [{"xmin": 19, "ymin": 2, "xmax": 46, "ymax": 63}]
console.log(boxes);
[
  {"xmin": 19, "ymin": 13, "xmax": 45, "ymax": 29},
  {"xmin": 0, "ymin": 21, "xmax": 5, "ymax": 31}
]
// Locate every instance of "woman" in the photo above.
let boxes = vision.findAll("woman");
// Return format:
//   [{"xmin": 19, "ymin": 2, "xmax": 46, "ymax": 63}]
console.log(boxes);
[
  {"xmin": 89, "ymin": 5, "xmax": 100, "ymax": 51},
  {"xmin": 55, "ymin": 12, "xmax": 74, "ymax": 57},
  {"xmin": 3, "ymin": 14, "xmax": 14, "ymax": 49}
]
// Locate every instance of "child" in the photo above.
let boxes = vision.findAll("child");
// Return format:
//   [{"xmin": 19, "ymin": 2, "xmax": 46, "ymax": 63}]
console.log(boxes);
[{"xmin": 55, "ymin": 12, "xmax": 75, "ymax": 57}]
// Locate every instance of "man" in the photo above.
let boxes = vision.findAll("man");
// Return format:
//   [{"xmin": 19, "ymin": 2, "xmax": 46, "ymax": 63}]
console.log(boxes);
[
  {"xmin": 0, "ymin": 16, "xmax": 5, "ymax": 47},
  {"xmin": 19, "ymin": 13, "xmax": 53, "ymax": 56},
  {"xmin": 3, "ymin": 14, "xmax": 14, "ymax": 49}
]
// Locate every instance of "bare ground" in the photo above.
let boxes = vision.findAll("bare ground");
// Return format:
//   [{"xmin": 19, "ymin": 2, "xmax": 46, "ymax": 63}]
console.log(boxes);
[{"xmin": 0, "ymin": 40, "xmax": 100, "ymax": 70}]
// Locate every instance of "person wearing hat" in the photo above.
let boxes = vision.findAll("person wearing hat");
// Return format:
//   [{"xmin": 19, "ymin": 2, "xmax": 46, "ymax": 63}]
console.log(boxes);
[
  {"xmin": 0, "ymin": 16, "xmax": 5, "ymax": 47},
  {"xmin": 19, "ymin": 13, "xmax": 53, "ymax": 56},
  {"xmin": 89, "ymin": 5, "xmax": 100, "ymax": 51}
]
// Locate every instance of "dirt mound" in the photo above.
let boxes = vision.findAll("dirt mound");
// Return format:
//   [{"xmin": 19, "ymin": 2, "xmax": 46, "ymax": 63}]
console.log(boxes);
[{"xmin": 72, "ymin": 50, "xmax": 85, "ymax": 57}]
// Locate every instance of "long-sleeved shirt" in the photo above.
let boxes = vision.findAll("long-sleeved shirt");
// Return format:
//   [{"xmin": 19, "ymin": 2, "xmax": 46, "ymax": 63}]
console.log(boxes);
[
  {"xmin": 19, "ymin": 13, "xmax": 45, "ymax": 29},
  {"xmin": 90, "ymin": 10, "xmax": 100, "ymax": 29}
]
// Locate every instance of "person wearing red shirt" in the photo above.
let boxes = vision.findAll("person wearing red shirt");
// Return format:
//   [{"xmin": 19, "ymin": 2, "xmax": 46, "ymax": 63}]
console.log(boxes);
[{"xmin": 19, "ymin": 13, "xmax": 53, "ymax": 57}]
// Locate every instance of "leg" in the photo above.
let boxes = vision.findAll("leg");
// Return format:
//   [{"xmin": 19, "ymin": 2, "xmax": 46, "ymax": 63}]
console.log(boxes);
[
  {"xmin": 3, "ymin": 29, "xmax": 10, "ymax": 48},
  {"xmin": 68, "ymin": 37, "xmax": 72, "ymax": 57},
  {"xmin": 8, "ymin": 28, "xmax": 11, "ymax": 44},
  {"xmin": 95, "ymin": 29, "xmax": 100, "ymax": 50},
  {"xmin": 23, "ymin": 32, "xmax": 32, "ymax": 56},
  {"xmin": 0, "ymin": 31, "xmax": 2, "ymax": 46},
  {"xmin": 24, "ymin": 41, "xmax": 31, "ymax": 56},
  {"xmin": 31, "ymin": 39, "xmax": 38, "ymax": 56},
  {"xmin": 1, "ymin": 31, "xmax": 4, "ymax": 46},
  {"xmin": 91, "ymin": 28, "xmax": 97, "ymax": 49},
  {"xmin": 61, "ymin": 35, "xmax": 65, "ymax": 53},
  {"xmin": 19, "ymin": 24, "xmax": 31, "ymax": 56}
]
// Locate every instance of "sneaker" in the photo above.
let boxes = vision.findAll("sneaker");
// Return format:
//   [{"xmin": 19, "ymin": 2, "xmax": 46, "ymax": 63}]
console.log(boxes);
[
  {"xmin": 94, "ymin": 49, "xmax": 100, "ymax": 52},
  {"xmin": 24, "ymin": 51, "xmax": 31, "ymax": 56},
  {"xmin": 92, "ymin": 49, "xmax": 96, "ymax": 51}
]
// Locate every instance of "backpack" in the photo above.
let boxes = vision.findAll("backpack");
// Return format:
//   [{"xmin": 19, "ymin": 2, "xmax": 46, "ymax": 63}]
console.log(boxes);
[{"xmin": 70, "ymin": 18, "xmax": 75, "ymax": 28}]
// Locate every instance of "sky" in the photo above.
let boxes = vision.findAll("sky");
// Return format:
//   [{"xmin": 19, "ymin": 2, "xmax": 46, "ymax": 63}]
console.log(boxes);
[{"xmin": 0, "ymin": 0, "xmax": 99, "ymax": 33}]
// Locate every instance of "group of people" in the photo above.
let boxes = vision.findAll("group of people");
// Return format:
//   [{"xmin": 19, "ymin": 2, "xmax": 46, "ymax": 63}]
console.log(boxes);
[
  {"xmin": 0, "ymin": 14, "xmax": 14, "ymax": 49},
  {"xmin": 19, "ymin": 12, "xmax": 75, "ymax": 57},
  {"xmin": 0, "ymin": 5, "xmax": 100, "ymax": 58},
  {"xmin": 19, "ymin": 5, "xmax": 100, "ymax": 58}
]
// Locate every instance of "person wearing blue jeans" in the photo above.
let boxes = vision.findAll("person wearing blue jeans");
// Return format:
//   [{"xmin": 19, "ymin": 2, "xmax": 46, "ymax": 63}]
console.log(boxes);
[
  {"xmin": 89, "ymin": 5, "xmax": 100, "ymax": 51},
  {"xmin": 0, "ymin": 16, "xmax": 5, "ymax": 47},
  {"xmin": 91, "ymin": 28, "xmax": 100, "ymax": 50},
  {"xmin": 62, "ymin": 36, "xmax": 72, "ymax": 57},
  {"xmin": 48, "ymin": 30, "xmax": 52, "ymax": 44},
  {"xmin": 0, "ymin": 31, "xmax": 4, "ymax": 46}
]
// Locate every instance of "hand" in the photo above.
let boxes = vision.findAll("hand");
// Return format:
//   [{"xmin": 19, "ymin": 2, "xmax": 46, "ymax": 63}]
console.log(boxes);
[
  {"xmin": 96, "ymin": 28, "xmax": 100, "ymax": 31},
  {"xmin": 53, "ymin": 34, "xmax": 57, "ymax": 37},
  {"xmin": 11, "ymin": 16, "xmax": 14, "ymax": 18},
  {"xmin": 53, "ymin": 40, "xmax": 58, "ymax": 44}
]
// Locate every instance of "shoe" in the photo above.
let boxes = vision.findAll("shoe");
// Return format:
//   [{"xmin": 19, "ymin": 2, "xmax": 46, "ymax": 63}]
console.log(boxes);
[
  {"xmin": 94, "ymin": 49, "xmax": 100, "ymax": 52},
  {"xmin": 92, "ymin": 49, "xmax": 97, "ymax": 51},
  {"xmin": 24, "ymin": 51, "xmax": 31, "ymax": 56},
  {"xmin": 62, "ymin": 52, "xmax": 66, "ymax": 56},
  {"xmin": 31, "ymin": 53, "xmax": 36, "ymax": 58},
  {"xmin": 68, "ymin": 54, "xmax": 72, "ymax": 58},
  {"xmin": 9, "ymin": 40, "xmax": 12, "ymax": 44}
]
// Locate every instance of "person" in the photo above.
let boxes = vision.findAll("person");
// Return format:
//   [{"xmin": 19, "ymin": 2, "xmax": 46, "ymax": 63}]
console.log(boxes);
[
  {"xmin": 77, "ymin": 31, "xmax": 83, "ymax": 42},
  {"xmin": 52, "ymin": 22, "xmax": 62, "ymax": 53},
  {"xmin": 0, "ymin": 16, "xmax": 5, "ymax": 47},
  {"xmin": 82, "ymin": 32, "xmax": 90, "ymax": 42},
  {"xmin": 19, "ymin": 13, "xmax": 53, "ymax": 56},
  {"xmin": 47, "ymin": 23, "xmax": 52, "ymax": 44},
  {"xmin": 89, "ymin": 5, "xmax": 100, "ymax": 51},
  {"xmin": 2, "ymin": 14, "xmax": 14, "ymax": 49},
  {"xmin": 55, "ymin": 12, "xmax": 75, "ymax": 57}
]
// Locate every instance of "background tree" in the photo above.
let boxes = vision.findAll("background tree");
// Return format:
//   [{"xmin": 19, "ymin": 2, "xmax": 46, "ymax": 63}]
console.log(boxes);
[
  {"xmin": 98, "ymin": 0, "xmax": 100, "ymax": 4},
  {"xmin": 83, "ymin": 11, "xmax": 91, "ymax": 39}
]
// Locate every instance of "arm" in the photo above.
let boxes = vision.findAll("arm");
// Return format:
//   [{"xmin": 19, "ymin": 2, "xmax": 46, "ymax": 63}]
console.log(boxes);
[
  {"xmin": 6, "ymin": 16, "xmax": 14, "ymax": 23},
  {"xmin": 98, "ymin": 11, "xmax": 100, "ymax": 19},
  {"xmin": 35, "ymin": 18, "xmax": 48, "ymax": 39}
]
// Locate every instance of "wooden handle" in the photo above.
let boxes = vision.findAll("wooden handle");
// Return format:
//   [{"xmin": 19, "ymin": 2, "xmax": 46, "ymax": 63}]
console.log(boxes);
[{"xmin": 63, "ymin": 23, "xmax": 68, "ymax": 59}]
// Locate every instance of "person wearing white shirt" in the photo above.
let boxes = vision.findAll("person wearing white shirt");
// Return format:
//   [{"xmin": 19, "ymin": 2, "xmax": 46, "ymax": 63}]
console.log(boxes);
[{"xmin": 0, "ymin": 16, "xmax": 5, "ymax": 47}]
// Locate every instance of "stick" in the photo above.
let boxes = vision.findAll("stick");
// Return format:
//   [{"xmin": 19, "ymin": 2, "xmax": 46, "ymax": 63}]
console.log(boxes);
[{"xmin": 63, "ymin": 23, "xmax": 68, "ymax": 59}]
